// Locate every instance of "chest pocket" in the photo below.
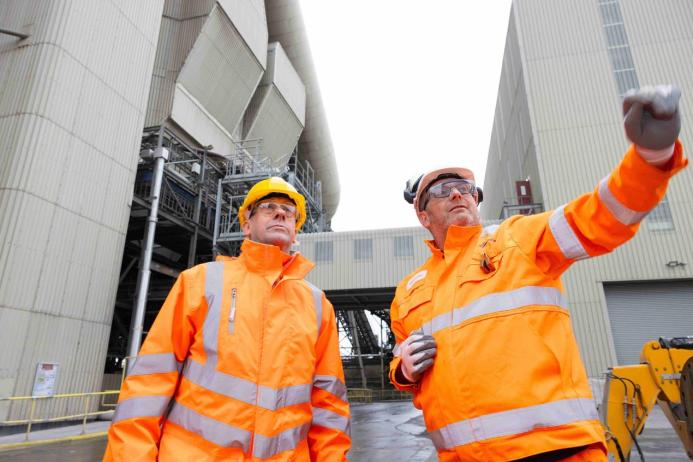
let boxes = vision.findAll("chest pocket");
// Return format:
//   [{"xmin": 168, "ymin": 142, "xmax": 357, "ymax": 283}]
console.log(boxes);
[
  {"xmin": 459, "ymin": 239, "xmax": 505, "ymax": 285},
  {"xmin": 397, "ymin": 285, "xmax": 434, "ymax": 334}
]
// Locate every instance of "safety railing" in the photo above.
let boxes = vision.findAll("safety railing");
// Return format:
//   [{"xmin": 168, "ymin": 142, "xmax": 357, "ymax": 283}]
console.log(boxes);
[
  {"xmin": 347, "ymin": 388, "xmax": 411, "ymax": 403},
  {"xmin": 0, "ymin": 390, "xmax": 120, "ymax": 442}
]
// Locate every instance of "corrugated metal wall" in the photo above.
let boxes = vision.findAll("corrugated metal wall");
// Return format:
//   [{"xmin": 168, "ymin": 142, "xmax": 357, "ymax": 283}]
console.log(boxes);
[
  {"xmin": 298, "ymin": 227, "xmax": 432, "ymax": 291},
  {"xmin": 481, "ymin": 14, "xmax": 543, "ymax": 221},
  {"xmin": 244, "ymin": 42, "xmax": 305, "ymax": 163},
  {"xmin": 173, "ymin": 2, "xmax": 266, "ymax": 151},
  {"xmin": 604, "ymin": 280, "xmax": 693, "ymax": 365},
  {"xmin": 145, "ymin": 0, "xmax": 213, "ymax": 127},
  {"xmin": 146, "ymin": 0, "xmax": 269, "ymax": 158},
  {"xmin": 0, "ymin": 0, "xmax": 164, "ymax": 420},
  {"xmin": 484, "ymin": 0, "xmax": 693, "ymax": 376}
]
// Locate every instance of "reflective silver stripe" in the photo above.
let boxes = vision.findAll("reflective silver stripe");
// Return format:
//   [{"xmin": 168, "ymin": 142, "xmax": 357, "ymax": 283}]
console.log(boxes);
[
  {"xmin": 598, "ymin": 177, "xmax": 649, "ymax": 225},
  {"xmin": 127, "ymin": 352, "xmax": 182, "ymax": 377},
  {"xmin": 419, "ymin": 286, "xmax": 568, "ymax": 336},
  {"xmin": 167, "ymin": 401, "xmax": 251, "ymax": 450},
  {"xmin": 312, "ymin": 407, "xmax": 350, "ymax": 435},
  {"xmin": 393, "ymin": 343, "xmax": 401, "ymax": 357},
  {"xmin": 429, "ymin": 398, "xmax": 598, "ymax": 450},
  {"xmin": 113, "ymin": 395, "xmax": 171, "ymax": 423},
  {"xmin": 204, "ymin": 261, "xmax": 224, "ymax": 367},
  {"xmin": 258, "ymin": 383, "xmax": 312, "ymax": 410},
  {"xmin": 313, "ymin": 375, "xmax": 348, "ymax": 402},
  {"xmin": 184, "ymin": 358, "xmax": 257, "ymax": 405},
  {"xmin": 252, "ymin": 422, "xmax": 311, "ymax": 459},
  {"xmin": 183, "ymin": 358, "xmax": 312, "ymax": 410},
  {"xmin": 482, "ymin": 224, "xmax": 499, "ymax": 236},
  {"xmin": 306, "ymin": 281, "xmax": 323, "ymax": 336},
  {"xmin": 548, "ymin": 205, "xmax": 590, "ymax": 261}
]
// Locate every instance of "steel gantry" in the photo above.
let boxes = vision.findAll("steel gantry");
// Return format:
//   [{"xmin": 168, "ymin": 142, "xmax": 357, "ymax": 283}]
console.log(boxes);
[{"xmin": 108, "ymin": 127, "xmax": 328, "ymax": 370}]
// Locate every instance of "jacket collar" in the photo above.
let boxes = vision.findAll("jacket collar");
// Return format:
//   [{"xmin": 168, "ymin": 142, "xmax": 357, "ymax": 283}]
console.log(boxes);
[
  {"xmin": 426, "ymin": 224, "xmax": 482, "ymax": 258},
  {"xmin": 234, "ymin": 239, "xmax": 314, "ymax": 280}
]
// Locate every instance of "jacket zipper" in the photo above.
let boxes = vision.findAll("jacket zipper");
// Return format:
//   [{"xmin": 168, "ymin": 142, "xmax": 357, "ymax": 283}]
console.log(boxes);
[
  {"xmin": 249, "ymin": 277, "xmax": 291, "ymax": 456},
  {"xmin": 228, "ymin": 288, "xmax": 237, "ymax": 334}
]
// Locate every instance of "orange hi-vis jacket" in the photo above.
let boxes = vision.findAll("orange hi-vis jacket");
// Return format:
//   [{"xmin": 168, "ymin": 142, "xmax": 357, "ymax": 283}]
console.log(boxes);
[
  {"xmin": 105, "ymin": 239, "xmax": 350, "ymax": 461},
  {"xmin": 389, "ymin": 143, "xmax": 687, "ymax": 461}
]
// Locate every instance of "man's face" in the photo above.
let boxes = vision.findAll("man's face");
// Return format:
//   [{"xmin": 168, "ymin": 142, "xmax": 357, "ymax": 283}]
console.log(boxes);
[
  {"xmin": 417, "ymin": 178, "xmax": 481, "ymax": 234},
  {"xmin": 242, "ymin": 196, "xmax": 297, "ymax": 252}
]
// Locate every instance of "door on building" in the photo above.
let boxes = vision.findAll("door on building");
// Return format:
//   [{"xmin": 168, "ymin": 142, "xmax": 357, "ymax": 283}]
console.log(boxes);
[{"xmin": 603, "ymin": 279, "xmax": 693, "ymax": 365}]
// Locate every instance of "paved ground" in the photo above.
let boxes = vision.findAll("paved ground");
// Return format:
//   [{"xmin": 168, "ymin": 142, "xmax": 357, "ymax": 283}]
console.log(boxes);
[{"xmin": 0, "ymin": 401, "xmax": 689, "ymax": 461}]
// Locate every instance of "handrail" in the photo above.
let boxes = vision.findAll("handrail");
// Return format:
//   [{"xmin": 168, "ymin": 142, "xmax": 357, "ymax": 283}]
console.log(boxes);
[{"xmin": 0, "ymin": 390, "xmax": 120, "ymax": 441}]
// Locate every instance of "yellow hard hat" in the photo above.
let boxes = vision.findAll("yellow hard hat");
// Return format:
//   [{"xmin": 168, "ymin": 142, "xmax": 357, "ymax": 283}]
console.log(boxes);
[{"xmin": 238, "ymin": 177, "xmax": 307, "ymax": 230}]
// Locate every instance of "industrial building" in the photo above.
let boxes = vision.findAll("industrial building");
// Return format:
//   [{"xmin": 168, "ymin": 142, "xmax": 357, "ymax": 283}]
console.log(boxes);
[
  {"xmin": 1, "ymin": 0, "xmax": 692, "ymax": 430},
  {"xmin": 0, "ymin": 0, "xmax": 340, "ymax": 424}
]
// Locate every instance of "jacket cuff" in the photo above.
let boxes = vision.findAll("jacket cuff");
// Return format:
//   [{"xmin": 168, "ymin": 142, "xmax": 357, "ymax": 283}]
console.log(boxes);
[
  {"xmin": 636, "ymin": 143, "xmax": 675, "ymax": 166},
  {"xmin": 389, "ymin": 357, "xmax": 419, "ymax": 392}
]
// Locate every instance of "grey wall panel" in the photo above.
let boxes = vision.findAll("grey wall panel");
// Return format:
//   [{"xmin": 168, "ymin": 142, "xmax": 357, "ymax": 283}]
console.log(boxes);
[
  {"xmin": 482, "ymin": 15, "xmax": 541, "ymax": 221},
  {"xmin": 518, "ymin": 0, "xmax": 607, "ymax": 61},
  {"xmin": 145, "ymin": 7, "xmax": 210, "ymax": 127},
  {"xmin": 243, "ymin": 41, "xmax": 305, "ymax": 164},
  {"xmin": 604, "ymin": 280, "xmax": 693, "ymax": 365},
  {"xmin": 244, "ymin": 86, "xmax": 304, "ymax": 163},
  {"xmin": 266, "ymin": 0, "xmax": 340, "ymax": 220},
  {"xmin": 218, "ymin": 0, "xmax": 268, "ymax": 68},
  {"xmin": 0, "ymin": 0, "xmax": 164, "ymax": 419},
  {"xmin": 264, "ymin": 42, "xmax": 306, "ymax": 123},
  {"xmin": 173, "ymin": 3, "xmax": 265, "ymax": 151},
  {"xmin": 299, "ymin": 227, "xmax": 432, "ymax": 291}
]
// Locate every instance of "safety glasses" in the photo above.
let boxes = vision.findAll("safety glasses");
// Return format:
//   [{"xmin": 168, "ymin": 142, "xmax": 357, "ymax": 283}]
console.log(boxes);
[
  {"xmin": 251, "ymin": 201, "xmax": 297, "ymax": 219},
  {"xmin": 423, "ymin": 179, "xmax": 477, "ymax": 209}
]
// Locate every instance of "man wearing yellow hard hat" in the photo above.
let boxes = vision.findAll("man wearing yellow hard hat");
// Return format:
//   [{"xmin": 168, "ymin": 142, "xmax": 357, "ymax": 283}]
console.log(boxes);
[{"xmin": 105, "ymin": 177, "xmax": 351, "ymax": 461}]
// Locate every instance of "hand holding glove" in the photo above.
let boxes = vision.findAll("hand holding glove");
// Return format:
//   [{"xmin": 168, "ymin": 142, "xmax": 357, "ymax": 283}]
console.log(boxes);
[
  {"xmin": 623, "ymin": 85, "xmax": 681, "ymax": 165},
  {"xmin": 398, "ymin": 334, "xmax": 437, "ymax": 383}
]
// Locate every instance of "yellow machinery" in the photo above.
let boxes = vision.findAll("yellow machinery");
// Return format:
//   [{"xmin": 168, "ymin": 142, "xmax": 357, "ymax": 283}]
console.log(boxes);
[{"xmin": 601, "ymin": 337, "xmax": 693, "ymax": 461}]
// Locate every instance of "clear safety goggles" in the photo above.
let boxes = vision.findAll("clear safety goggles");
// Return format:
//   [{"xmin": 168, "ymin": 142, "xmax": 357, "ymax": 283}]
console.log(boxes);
[
  {"xmin": 251, "ymin": 201, "xmax": 297, "ymax": 219},
  {"xmin": 423, "ymin": 179, "xmax": 477, "ymax": 208}
]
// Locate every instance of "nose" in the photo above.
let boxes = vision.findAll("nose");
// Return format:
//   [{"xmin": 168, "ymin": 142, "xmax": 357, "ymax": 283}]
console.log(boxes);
[
  {"xmin": 272, "ymin": 207, "xmax": 288, "ymax": 220},
  {"xmin": 449, "ymin": 186, "xmax": 464, "ymax": 200}
]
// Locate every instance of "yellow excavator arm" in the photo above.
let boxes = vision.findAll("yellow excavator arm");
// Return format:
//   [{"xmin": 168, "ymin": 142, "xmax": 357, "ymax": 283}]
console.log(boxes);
[{"xmin": 601, "ymin": 337, "xmax": 693, "ymax": 461}]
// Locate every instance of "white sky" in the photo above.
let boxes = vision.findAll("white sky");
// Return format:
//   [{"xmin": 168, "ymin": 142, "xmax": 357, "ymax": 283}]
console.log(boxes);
[{"xmin": 300, "ymin": 1, "xmax": 513, "ymax": 231}]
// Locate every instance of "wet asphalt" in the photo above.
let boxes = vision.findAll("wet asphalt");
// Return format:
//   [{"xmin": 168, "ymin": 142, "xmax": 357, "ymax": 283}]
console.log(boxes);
[{"xmin": 0, "ymin": 401, "xmax": 689, "ymax": 461}]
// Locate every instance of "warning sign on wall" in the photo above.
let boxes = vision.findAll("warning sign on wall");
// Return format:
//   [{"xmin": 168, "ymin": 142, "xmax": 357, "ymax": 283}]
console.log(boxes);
[{"xmin": 32, "ymin": 363, "xmax": 59, "ymax": 397}]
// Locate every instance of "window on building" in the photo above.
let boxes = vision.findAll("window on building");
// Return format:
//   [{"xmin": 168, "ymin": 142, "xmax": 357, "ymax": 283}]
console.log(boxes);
[
  {"xmin": 353, "ymin": 238, "xmax": 373, "ymax": 261},
  {"xmin": 598, "ymin": 1, "xmax": 622, "ymax": 25},
  {"xmin": 646, "ymin": 195, "xmax": 675, "ymax": 231},
  {"xmin": 394, "ymin": 235, "xmax": 414, "ymax": 257},
  {"xmin": 615, "ymin": 69, "xmax": 638, "ymax": 95},
  {"xmin": 315, "ymin": 241, "xmax": 333, "ymax": 262},
  {"xmin": 598, "ymin": 0, "xmax": 640, "ymax": 97}
]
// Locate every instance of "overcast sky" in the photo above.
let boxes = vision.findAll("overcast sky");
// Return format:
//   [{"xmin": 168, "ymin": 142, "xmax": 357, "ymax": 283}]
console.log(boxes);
[{"xmin": 300, "ymin": 1, "xmax": 514, "ymax": 231}]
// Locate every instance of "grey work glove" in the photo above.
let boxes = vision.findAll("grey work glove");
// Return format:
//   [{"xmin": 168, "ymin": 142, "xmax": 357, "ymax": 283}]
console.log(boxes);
[
  {"xmin": 398, "ymin": 334, "xmax": 437, "ymax": 383},
  {"xmin": 623, "ymin": 85, "xmax": 681, "ymax": 150}
]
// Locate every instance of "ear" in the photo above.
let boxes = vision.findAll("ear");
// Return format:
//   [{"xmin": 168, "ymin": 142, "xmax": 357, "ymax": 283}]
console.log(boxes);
[
  {"xmin": 241, "ymin": 220, "xmax": 251, "ymax": 238},
  {"xmin": 417, "ymin": 209, "xmax": 430, "ymax": 228}
]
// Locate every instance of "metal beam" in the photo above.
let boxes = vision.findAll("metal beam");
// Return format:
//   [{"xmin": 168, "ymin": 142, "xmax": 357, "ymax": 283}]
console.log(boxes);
[
  {"xmin": 149, "ymin": 260, "xmax": 180, "ymax": 279},
  {"xmin": 128, "ymin": 128, "xmax": 168, "ymax": 360},
  {"xmin": 0, "ymin": 28, "xmax": 29, "ymax": 40}
]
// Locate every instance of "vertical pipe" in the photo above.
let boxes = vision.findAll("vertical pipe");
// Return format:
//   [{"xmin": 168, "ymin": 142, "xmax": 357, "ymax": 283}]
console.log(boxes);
[
  {"xmin": 127, "ymin": 128, "xmax": 169, "ymax": 362},
  {"xmin": 81, "ymin": 395, "xmax": 90, "ymax": 434},
  {"xmin": 187, "ymin": 149, "xmax": 208, "ymax": 267},
  {"xmin": 212, "ymin": 179, "xmax": 223, "ymax": 258},
  {"xmin": 380, "ymin": 317, "xmax": 385, "ymax": 390},
  {"xmin": 26, "ymin": 399, "xmax": 36, "ymax": 441},
  {"xmin": 347, "ymin": 310, "xmax": 368, "ymax": 389}
]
